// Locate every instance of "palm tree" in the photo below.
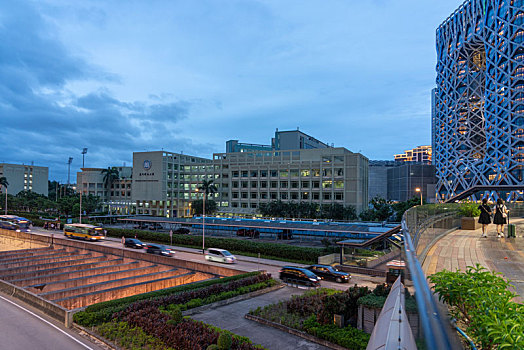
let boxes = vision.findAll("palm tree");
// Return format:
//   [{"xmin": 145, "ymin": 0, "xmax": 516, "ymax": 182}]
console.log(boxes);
[
  {"xmin": 101, "ymin": 167, "xmax": 119, "ymax": 195},
  {"xmin": 0, "ymin": 177, "xmax": 8, "ymax": 215},
  {"xmin": 198, "ymin": 179, "xmax": 218, "ymax": 199}
]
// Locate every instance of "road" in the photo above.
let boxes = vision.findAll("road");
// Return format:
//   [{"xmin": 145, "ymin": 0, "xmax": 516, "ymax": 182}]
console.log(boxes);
[
  {"xmin": 0, "ymin": 293, "xmax": 104, "ymax": 350},
  {"xmin": 29, "ymin": 227, "xmax": 384, "ymax": 290}
]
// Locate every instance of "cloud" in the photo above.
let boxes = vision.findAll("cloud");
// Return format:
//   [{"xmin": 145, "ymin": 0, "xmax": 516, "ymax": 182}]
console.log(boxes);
[{"xmin": 0, "ymin": 1, "xmax": 205, "ymax": 183}]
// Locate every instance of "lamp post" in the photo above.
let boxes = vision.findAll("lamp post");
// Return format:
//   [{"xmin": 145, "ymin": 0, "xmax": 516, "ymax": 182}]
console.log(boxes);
[{"xmin": 415, "ymin": 187, "xmax": 423, "ymax": 206}]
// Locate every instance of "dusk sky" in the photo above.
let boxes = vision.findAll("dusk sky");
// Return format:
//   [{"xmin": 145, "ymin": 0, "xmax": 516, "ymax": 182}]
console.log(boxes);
[{"xmin": 1, "ymin": 0, "xmax": 463, "ymax": 182}]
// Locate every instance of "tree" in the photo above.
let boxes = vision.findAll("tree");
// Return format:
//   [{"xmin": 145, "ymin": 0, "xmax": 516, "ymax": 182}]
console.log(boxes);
[
  {"xmin": 198, "ymin": 179, "xmax": 218, "ymax": 199},
  {"xmin": 392, "ymin": 196, "xmax": 424, "ymax": 222},
  {"xmin": 0, "ymin": 176, "xmax": 8, "ymax": 215},
  {"xmin": 101, "ymin": 167, "xmax": 120, "ymax": 196},
  {"xmin": 190, "ymin": 199, "xmax": 217, "ymax": 216}
]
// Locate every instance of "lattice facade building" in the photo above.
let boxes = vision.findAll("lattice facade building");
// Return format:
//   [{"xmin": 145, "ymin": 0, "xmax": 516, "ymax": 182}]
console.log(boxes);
[{"xmin": 434, "ymin": 0, "xmax": 524, "ymax": 200}]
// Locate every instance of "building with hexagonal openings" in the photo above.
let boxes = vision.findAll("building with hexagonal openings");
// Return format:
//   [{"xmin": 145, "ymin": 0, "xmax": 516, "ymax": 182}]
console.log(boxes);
[{"xmin": 433, "ymin": 0, "xmax": 524, "ymax": 201}]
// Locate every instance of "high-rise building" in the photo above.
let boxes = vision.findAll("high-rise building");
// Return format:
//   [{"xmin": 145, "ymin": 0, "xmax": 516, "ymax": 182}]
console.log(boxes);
[
  {"xmin": 433, "ymin": 0, "xmax": 524, "ymax": 200},
  {"xmin": 394, "ymin": 146, "xmax": 432, "ymax": 164},
  {"xmin": 0, "ymin": 163, "xmax": 48, "ymax": 196}
]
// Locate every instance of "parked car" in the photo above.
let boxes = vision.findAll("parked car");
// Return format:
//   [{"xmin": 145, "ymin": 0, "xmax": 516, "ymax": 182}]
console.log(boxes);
[
  {"xmin": 305, "ymin": 264, "xmax": 351, "ymax": 283},
  {"xmin": 277, "ymin": 230, "xmax": 293, "ymax": 240},
  {"xmin": 0, "ymin": 221, "xmax": 19, "ymax": 231},
  {"xmin": 173, "ymin": 227, "xmax": 190, "ymax": 234},
  {"xmin": 204, "ymin": 248, "xmax": 237, "ymax": 264},
  {"xmin": 148, "ymin": 223, "xmax": 164, "ymax": 230},
  {"xmin": 124, "ymin": 238, "xmax": 146, "ymax": 249},
  {"xmin": 236, "ymin": 229, "xmax": 260, "ymax": 238},
  {"xmin": 279, "ymin": 266, "xmax": 321, "ymax": 287},
  {"xmin": 145, "ymin": 244, "xmax": 174, "ymax": 257}
]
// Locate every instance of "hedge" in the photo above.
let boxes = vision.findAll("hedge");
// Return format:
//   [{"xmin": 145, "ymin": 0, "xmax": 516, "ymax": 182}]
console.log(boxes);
[
  {"xmin": 105, "ymin": 227, "xmax": 322, "ymax": 264},
  {"xmin": 74, "ymin": 271, "xmax": 261, "ymax": 326}
]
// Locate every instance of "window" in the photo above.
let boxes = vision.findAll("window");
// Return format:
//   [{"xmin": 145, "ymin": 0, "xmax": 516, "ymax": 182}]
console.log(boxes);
[
  {"xmin": 250, "ymin": 170, "xmax": 258, "ymax": 177},
  {"xmin": 322, "ymin": 180, "xmax": 332, "ymax": 188},
  {"xmin": 301, "ymin": 169, "xmax": 310, "ymax": 177},
  {"xmin": 313, "ymin": 192, "xmax": 320, "ymax": 200},
  {"xmin": 312, "ymin": 169, "xmax": 320, "ymax": 176},
  {"xmin": 271, "ymin": 181, "xmax": 278, "ymax": 188},
  {"xmin": 250, "ymin": 203, "xmax": 258, "ymax": 208},
  {"xmin": 241, "ymin": 171, "xmax": 248, "ymax": 177},
  {"xmin": 260, "ymin": 181, "xmax": 267, "ymax": 188},
  {"xmin": 280, "ymin": 192, "xmax": 288, "ymax": 200},
  {"xmin": 322, "ymin": 169, "xmax": 332, "ymax": 177},
  {"xmin": 334, "ymin": 181, "xmax": 344, "ymax": 189},
  {"xmin": 290, "ymin": 169, "xmax": 299, "ymax": 177},
  {"xmin": 261, "ymin": 192, "xmax": 268, "ymax": 199},
  {"xmin": 251, "ymin": 181, "xmax": 257, "ymax": 188},
  {"xmin": 233, "ymin": 181, "xmax": 239, "ymax": 188},
  {"xmin": 241, "ymin": 192, "xmax": 248, "ymax": 199},
  {"xmin": 270, "ymin": 170, "xmax": 278, "ymax": 177},
  {"xmin": 241, "ymin": 203, "xmax": 248, "ymax": 208},
  {"xmin": 232, "ymin": 202, "xmax": 238, "ymax": 208},
  {"xmin": 232, "ymin": 192, "xmax": 239, "ymax": 199},
  {"xmin": 241, "ymin": 181, "xmax": 248, "ymax": 188},
  {"xmin": 232, "ymin": 171, "xmax": 239, "ymax": 178},
  {"xmin": 270, "ymin": 192, "xmax": 277, "ymax": 200},
  {"xmin": 280, "ymin": 170, "xmax": 288, "ymax": 177},
  {"xmin": 313, "ymin": 181, "xmax": 320, "ymax": 188},
  {"xmin": 335, "ymin": 168, "xmax": 344, "ymax": 176},
  {"xmin": 335, "ymin": 193, "xmax": 343, "ymax": 200},
  {"xmin": 280, "ymin": 181, "xmax": 288, "ymax": 188},
  {"xmin": 302, "ymin": 192, "xmax": 309, "ymax": 200},
  {"xmin": 251, "ymin": 192, "xmax": 257, "ymax": 199},
  {"xmin": 291, "ymin": 192, "xmax": 298, "ymax": 200},
  {"xmin": 291, "ymin": 181, "xmax": 299, "ymax": 188},
  {"xmin": 260, "ymin": 170, "xmax": 267, "ymax": 177},
  {"xmin": 323, "ymin": 193, "xmax": 331, "ymax": 200}
]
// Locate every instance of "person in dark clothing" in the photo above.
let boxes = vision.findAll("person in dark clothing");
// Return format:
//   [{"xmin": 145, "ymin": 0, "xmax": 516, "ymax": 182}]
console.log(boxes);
[
  {"xmin": 492, "ymin": 198, "xmax": 508, "ymax": 238},
  {"xmin": 478, "ymin": 198, "xmax": 491, "ymax": 238}
]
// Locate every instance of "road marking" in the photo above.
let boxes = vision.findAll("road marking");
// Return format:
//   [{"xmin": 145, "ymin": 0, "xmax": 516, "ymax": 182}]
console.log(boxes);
[{"xmin": 0, "ymin": 295, "xmax": 94, "ymax": 350}]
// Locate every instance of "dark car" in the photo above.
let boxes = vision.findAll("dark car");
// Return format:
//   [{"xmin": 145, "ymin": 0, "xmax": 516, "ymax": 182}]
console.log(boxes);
[
  {"xmin": 148, "ymin": 223, "xmax": 164, "ymax": 231},
  {"xmin": 236, "ymin": 229, "xmax": 260, "ymax": 238},
  {"xmin": 305, "ymin": 264, "xmax": 351, "ymax": 283},
  {"xmin": 279, "ymin": 266, "xmax": 321, "ymax": 287},
  {"xmin": 145, "ymin": 244, "xmax": 174, "ymax": 257},
  {"xmin": 277, "ymin": 230, "xmax": 293, "ymax": 240},
  {"xmin": 173, "ymin": 227, "xmax": 190, "ymax": 234},
  {"xmin": 0, "ymin": 221, "xmax": 19, "ymax": 231},
  {"xmin": 124, "ymin": 238, "xmax": 146, "ymax": 249}
]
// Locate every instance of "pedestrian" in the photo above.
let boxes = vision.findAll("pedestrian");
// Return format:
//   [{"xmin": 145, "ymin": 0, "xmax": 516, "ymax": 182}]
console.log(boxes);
[
  {"xmin": 478, "ymin": 198, "xmax": 491, "ymax": 238},
  {"xmin": 121, "ymin": 236, "xmax": 125, "ymax": 247},
  {"xmin": 493, "ymin": 198, "xmax": 509, "ymax": 238}
]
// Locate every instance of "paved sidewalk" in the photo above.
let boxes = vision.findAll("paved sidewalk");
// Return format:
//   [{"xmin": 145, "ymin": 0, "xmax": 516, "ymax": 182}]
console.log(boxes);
[
  {"xmin": 422, "ymin": 220, "xmax": 524, "ymax": 300},
  {"xmin": 191, "ymin": 286, "xmax": 330, "ymax": 350}
]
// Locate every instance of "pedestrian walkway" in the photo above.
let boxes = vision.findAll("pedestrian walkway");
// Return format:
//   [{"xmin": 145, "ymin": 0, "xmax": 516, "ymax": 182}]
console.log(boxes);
[
  {"xmin": 422, "ymin": 219, "xmax": 524, "ymax": 300},
  {"xmin": 191, "ymin": 286, "xmax": 330, "ymax": 350}
]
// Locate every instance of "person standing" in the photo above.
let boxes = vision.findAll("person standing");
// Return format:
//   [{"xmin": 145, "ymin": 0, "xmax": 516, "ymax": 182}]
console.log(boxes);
[
  {"xmin": 493, "ymin": 198, "xmax": 508, "ymax": 238},
  {"xmin": 478, "ymin": 198, "xmax": 491, "ymax": 238}
]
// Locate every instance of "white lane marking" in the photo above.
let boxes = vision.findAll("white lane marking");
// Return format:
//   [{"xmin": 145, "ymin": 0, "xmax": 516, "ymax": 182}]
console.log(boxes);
[{"xmin": 0, "ymin": 295, "xmax": 94, "ymax": 350}]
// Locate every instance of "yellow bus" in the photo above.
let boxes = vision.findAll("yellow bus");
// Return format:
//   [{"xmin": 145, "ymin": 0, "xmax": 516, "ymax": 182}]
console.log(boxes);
[{"xmin": 63, "ymin": 224, "xmax": 105, "ymax": 241}]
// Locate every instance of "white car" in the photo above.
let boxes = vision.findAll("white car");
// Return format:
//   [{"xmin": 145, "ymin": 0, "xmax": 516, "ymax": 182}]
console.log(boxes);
[{"xmin": 205, "ymin": 248, "xmax": 237, "ymax": 264}]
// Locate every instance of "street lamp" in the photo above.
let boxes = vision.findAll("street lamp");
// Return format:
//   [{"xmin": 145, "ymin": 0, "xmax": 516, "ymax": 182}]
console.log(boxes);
[
  {"xmin": 195, "ymin": 188, "xmax": 205, "ymax": 254},
  {"xmin": 415, "ymin": 187, "xmax": 423, "ymax": 206}
]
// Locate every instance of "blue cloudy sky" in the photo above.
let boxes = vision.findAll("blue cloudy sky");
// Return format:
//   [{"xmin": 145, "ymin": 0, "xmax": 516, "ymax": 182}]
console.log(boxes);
[{"xmin": 1, "ymin": 0, "xmax": 463, "ymax": 182}]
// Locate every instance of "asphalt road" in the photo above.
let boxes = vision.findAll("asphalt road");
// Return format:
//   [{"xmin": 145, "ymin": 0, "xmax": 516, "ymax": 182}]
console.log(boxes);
[
  {"xmin": 29, "ymin": 227, "xmax": 384, "ymax": 290},
  {"xmin": 0, "ymin": 293, "xmax": 103, "ymax": 350}
]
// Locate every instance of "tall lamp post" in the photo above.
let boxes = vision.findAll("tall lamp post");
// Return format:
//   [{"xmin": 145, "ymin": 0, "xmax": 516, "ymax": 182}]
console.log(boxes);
[{"xmin": 415, "ymin": 187, "xmax": 423, "ymax": 206}]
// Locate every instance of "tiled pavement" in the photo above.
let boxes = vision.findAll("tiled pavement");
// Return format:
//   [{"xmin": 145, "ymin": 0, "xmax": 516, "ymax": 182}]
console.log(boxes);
[{"xmin": 422, "ymin": 219, "xmax": 524, "ymax": 300}]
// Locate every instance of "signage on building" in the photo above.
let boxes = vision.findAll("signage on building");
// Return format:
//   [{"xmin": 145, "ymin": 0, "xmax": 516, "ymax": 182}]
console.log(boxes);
[{"xmin": 143, "ymin": 160, "xmax": 152, "ymax": 170}]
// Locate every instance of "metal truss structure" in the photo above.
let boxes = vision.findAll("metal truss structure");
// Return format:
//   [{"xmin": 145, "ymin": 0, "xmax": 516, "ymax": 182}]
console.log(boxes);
[{"xmin": 434, "ymin": 0, "xmax": 524, "ymax": 201}]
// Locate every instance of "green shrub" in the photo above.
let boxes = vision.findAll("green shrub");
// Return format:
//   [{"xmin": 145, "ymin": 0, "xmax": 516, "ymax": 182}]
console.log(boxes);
[
  {"xmin": 105, "ymin": 227, "xmax": 321, "ymax": 264},
  {"xmin": 96, "ymin": 321, "xmax": 173, "ymax": 350},
  {"xmin": 429, "ymin": 264, "xmax": 524, "ymax": 349},
  {"xmin": 170, "ymin": 307, "xmax": 183, "ymax": 324},
  {"xmin": 207, "ymin": 345, "xmax": 219, "ymax": 350},
  {"xmin": 217, "ymin": 333, "xmax": 232, "ymax": 350},
  {"xmin": 458, "ymin": 203, "xmax": 480, "ymax": 217},
  {"xmin": 303, "ymin": 315, "xmax": 370, "ymax": 349}
]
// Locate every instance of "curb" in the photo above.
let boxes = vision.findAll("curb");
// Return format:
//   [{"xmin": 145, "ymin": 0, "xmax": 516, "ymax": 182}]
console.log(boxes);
[
  {"xmin": 73, "ymin": 323, "xmax": 120, "ymax": 350},
  {"xmin": 245, "ymin": 314, "xmax": 347, "ymax": 350},
  {"xmin": 183, "ymin": 283, "xmax": 284, "ymax": 316}
]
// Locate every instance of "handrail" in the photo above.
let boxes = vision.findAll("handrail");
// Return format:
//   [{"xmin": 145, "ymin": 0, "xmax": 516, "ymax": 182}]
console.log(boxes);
[{"xmin": 401, "ymin": 211, "xmax": 455, "ymax": 350}]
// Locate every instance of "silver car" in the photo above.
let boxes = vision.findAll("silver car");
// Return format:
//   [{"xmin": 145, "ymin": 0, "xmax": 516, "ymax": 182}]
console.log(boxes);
[{"xmin": 205, "ymin": 248, "xmax": 237, "ymax": 264}]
